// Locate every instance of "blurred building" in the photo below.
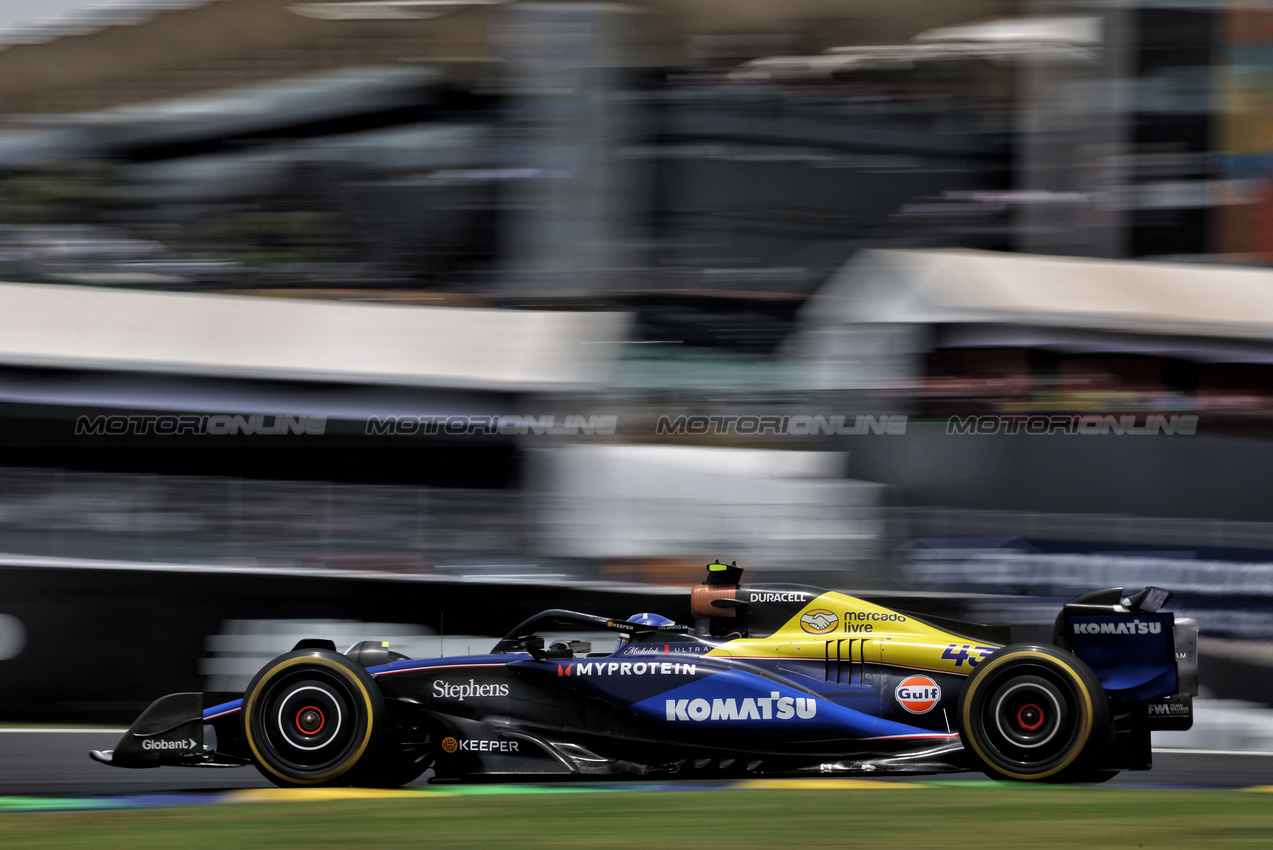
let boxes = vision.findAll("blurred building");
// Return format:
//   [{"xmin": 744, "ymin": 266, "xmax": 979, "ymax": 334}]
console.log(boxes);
[
  {"xmin": 0, "ymin": 0, "xmax": 1016, "ymax": 314},
  {"xmin": 0, "ymin": 0, "xmax": 1013, "ymax": 114},
  {"xmin": 0, "ymin": 1, "xmax": 1266, "ymax": 284},
  {"xmin": 796, "ymin": 247, "xmax": 1273, "ymax": 403}
]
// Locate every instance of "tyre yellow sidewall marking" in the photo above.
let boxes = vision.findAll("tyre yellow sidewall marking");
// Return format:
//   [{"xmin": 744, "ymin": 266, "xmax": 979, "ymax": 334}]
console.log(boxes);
[
  {"xmin": 244, "ymin": 655, "xmax": 376, "ymax": 785},
  {"xmin": 961, "ymin": 649, "xmax": 1094, "ymax": 781}
]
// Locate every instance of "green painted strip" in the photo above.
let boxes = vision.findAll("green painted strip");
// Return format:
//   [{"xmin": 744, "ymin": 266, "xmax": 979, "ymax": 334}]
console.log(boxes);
[{"xmin": 0, "ymin": 797, "xmax": 126, "ymax": 812}]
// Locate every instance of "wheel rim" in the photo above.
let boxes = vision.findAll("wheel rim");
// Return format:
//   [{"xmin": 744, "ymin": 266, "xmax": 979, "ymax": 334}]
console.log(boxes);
[
  {"xmin": 260, "ymin": 674, "xmax": 358, "ymax": 770},
  {"xmin": 272, "ymin": 685, "xmax": 344, "ymax": 754},
  {"xmin": 992, "ymin": 680, "xmax": 1063, "ymax": 749}
]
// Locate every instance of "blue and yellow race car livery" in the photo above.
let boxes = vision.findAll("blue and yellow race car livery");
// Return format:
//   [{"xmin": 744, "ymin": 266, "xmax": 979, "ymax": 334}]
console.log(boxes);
[{"xmin": 90, "ymin": 562, "xmax": 1197, "ymax": 785}]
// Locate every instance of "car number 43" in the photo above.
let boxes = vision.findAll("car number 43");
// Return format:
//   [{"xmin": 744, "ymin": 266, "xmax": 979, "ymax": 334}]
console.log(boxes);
[{"xmin": 941, "ymin": 644, "xmax": 997, "ymax": 668}]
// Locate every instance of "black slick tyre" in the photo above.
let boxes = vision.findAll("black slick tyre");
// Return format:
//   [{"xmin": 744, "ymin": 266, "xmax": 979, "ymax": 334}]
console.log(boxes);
[
  {"xmin": 242, "ymin": 649, "xmax": 383, "ymax": 787},
  {"xmin": 958, "ymin": 644, "xmax": 1109, "ymax": 782}
]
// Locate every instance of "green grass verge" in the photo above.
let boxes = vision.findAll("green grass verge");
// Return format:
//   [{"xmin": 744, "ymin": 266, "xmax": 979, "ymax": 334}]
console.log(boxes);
[{"xmin": 3, "ymin": 786, "xmax": 1273, "ymax": 849}]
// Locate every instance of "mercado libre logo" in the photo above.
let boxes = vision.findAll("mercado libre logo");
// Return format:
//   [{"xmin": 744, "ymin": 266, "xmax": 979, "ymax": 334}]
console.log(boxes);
[
  {"xmin": 895, "ymin": 675, "xmax": 941, "ymax": 714},
  {"xmin": 800, "ymin": 609, "xmax": 838, "ymax": 635},
  {"xmin": 442, "ymin": 737, "xmax": 459, "ymax": 753}
]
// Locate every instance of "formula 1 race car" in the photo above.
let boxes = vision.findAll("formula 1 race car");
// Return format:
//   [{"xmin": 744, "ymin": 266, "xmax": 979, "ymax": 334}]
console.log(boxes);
[{"xmin": 90, "ymin": 562, "xmax": 1198, "ymax": 786}]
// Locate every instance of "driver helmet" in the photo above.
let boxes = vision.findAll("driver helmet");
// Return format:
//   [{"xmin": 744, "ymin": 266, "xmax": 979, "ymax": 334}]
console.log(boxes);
[
  {"xmin": 618, "ymin": 612, "xmax": 675, "ymax": 644},
  {"xmin": 629, "ymin": 612, "xmax": 675, "ymax": 627}
]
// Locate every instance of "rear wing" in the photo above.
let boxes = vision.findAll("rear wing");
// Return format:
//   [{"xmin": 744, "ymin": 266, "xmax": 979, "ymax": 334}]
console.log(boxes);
[{"xmin": 1052, "ymin": 586, "xmax": 1198, "ymax": 730}]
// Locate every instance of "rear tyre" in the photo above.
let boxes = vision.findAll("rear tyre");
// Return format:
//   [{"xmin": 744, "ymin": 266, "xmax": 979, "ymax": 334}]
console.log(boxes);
[
  {"xmin": 958, "ymin": 644, "xmax": 1109, "ymax": 782},
  {"xmin": 242, "ymin": 649, "xmax": 383, "ymax": 787}
]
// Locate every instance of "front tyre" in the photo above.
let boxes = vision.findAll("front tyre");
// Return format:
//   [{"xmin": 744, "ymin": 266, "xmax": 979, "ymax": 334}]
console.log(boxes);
[
  {"xmin": 242, "ymin": 649, "xmax": 383, "ymax": 787},
  {"xmin": 958, "ymin": 644, "xmax": 1109, "ymax": 782}
]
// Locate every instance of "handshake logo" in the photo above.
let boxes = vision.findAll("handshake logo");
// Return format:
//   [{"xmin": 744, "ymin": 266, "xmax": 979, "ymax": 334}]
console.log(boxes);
[{"xmin": 800, "ymin": 609, "xmax": 838, "ymax": 635}]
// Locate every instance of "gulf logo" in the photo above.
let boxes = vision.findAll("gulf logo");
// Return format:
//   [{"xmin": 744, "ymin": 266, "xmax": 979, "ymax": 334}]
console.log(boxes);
[
  {"xmin": 895, "ymin": 675, "xmax": 941, "ymax": 714},
  {"xmin": 800, "ymin": 609, "xmax": 838, "ymax": 635}
]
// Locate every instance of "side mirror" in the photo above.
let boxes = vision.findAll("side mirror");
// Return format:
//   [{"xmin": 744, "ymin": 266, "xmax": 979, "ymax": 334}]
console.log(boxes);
[{"xmin": 524, "ymin": 636, "xmax": 546, "ymax": 661}]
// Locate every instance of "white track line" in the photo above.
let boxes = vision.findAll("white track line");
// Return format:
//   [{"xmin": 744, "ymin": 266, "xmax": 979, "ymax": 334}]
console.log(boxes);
[{"xmin": 1153, "ymin": 747, "xmax": 1273, "ymax": 757}]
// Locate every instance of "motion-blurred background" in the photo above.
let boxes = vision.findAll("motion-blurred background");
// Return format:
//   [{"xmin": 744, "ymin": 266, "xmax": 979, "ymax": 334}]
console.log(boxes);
[{"xmin": 0, "ymin": 0, "xmax": 1271, "ymax": 749}]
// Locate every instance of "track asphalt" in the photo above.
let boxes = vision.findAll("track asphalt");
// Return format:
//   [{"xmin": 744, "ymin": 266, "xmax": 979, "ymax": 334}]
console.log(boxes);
[{"xmin": 2, "ymin": 730, "xmax": 1272, "ymax": 813}]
